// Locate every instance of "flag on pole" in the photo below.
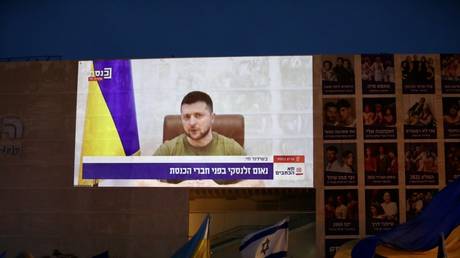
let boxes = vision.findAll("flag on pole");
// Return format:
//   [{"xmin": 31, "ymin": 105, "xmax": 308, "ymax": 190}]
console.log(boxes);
[
  {"xmin": 79, "ymin": 60, "xmax": 140, "ymax": 185},
  {"xmin": 352, "ymin": 177, "xmax": 460, "ymax": 258},
  {"xmin": 240, "ymin": 218, "xmax": 289, "ymax": 258},
  {"xmin": 437, "ymin": 232, "xmax": 448, "ymax": 258},
  {"xmin": 171, "ymin": 215, "xmax": 211, "ymax": 258}
]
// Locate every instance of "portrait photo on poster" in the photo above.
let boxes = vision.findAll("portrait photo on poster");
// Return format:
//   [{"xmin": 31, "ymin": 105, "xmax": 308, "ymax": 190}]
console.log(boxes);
[
  {"xmin": 324, "ymin": 189, "xmax": 359, "ymax": 236},
  {"xmin": 361, "ymin": 54, "xmax": 395, "ymax": 94},
  {"xmin": 362, "ymin": 97, "xmax": 397, "ymax": 139},
  {"xmin": 323, "ymin": 143, "xmax": 357, "ymax": 186},
  {"xmin": 364, "ymin": 143, "xmax": 398, "ymax": 186},
  {"xmin": 404, "ymin": 142, "xmax": 438, "ymax": 185},
  {"xmin": 445, "ymin": 142, "xmax": 460, "ymax": 184},
  {"xmin": 403, "ymin": 95, "xmax": 437, "ymax": 139},
  {"xmin": 321, "ymin": 55, "xmax": 355, "ymax": 95},
  {"xmin": 406, "ymin": 188, "xmax": 438, "ymax": 221},
  {"xmin": 443, "ymin": 97, "xmax": 460, "ymax": 139},
  {"xmin": 401, "ymin": 54, "xmax": 435, "ymax": 94},
  {"xmin": 322, "ymin": 98, "xmax": 357, "ymax": 140},
  {"xmin": 441, "ymin": 54, "xmax": 460, "ymax": 93},
  {"xmin": 366, "ymin": 189, "xmax": 399, "ymax": 235}
]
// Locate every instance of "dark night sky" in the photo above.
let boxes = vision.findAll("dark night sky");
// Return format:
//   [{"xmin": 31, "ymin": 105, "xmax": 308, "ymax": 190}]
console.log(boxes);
[{"xmin": 1, "ymin": 0, "xmax": 460, "ymax": 60}]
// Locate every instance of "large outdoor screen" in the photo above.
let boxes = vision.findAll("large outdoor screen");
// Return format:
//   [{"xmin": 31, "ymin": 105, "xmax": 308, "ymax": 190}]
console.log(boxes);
[{"xmin": 74, "ymin": 56, "xmax": 313, "ymax": 187}]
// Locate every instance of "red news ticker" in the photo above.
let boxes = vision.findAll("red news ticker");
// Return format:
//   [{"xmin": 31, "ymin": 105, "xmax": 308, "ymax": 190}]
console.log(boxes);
[
  {"xmin": 273, "ymin": 155, "xmax": 304, "ymax": 163},
  {"xmin": 88, "ymin": 77, "xmax": 103, "ymax": 81}
]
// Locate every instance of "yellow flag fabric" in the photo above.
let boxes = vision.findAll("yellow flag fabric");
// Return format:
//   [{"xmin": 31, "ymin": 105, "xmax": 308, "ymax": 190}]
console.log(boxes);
[
  {"xmin": 79, "ymin": 74, "xmax": 125, "ymax": 185},
  {"xmin": 171, "ymin": 216, "xmax": 210, "ymax": 258},
  {"xmin": 78, "ymin": 60, "xmax": 140, "ymax": 185},
  {"xmin": 334, "ymin": 224, "xmax": 460, "ymax": 258},
  {"xmin": 192, "ymin": 237, "xmax": 210, "ymax": 258}
]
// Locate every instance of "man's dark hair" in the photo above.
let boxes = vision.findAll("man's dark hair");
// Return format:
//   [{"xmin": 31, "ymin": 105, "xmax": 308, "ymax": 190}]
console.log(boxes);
[
  {"xmin": 324, "ymin": 101, "xmax": 337, "ymax": 110},
  {"xmin": 337, "ymin": 99, "xmax": 351, "ymax": 109},
  {"xmin": 342, "ymin": 150, "xmax": 353, "ymax": 159},
  {"xmin": 181, "ymin": 91, "xmax": 213, "ymax": 112},
  {"xmin": 326, "ymin": 145, "xmax": 338, "ymax": 153},
  {"xmin": 323, "ymin": 60, "xmax": 333, "ymax": 67}
]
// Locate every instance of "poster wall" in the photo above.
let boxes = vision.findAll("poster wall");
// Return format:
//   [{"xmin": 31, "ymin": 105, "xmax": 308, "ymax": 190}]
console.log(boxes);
[{"xmin": 316, "ymin": 54, "xmax": 460, "ymax": 258}]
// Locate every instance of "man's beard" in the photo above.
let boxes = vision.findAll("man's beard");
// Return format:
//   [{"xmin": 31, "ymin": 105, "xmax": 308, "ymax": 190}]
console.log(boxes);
[{"xmin": 185, "ymin": 126, "xmax": 211, "ymax": 141}]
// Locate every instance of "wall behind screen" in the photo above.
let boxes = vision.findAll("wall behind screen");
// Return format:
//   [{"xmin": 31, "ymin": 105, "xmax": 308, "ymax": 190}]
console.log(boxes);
[
  {"xmin": 0, "ymin": 61, "xmax": 188, "ymax": 258},
  {"xmin": 1, "ymin": 0, "xmax": 460, "ymax": 60}
]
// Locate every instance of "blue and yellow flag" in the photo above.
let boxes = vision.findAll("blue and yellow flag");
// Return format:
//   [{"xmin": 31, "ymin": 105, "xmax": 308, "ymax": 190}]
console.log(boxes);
[
  {"xmin": 335, "ymin": 227, "xmax": 460, "ymax": 258},
  {"xmin": 79, "ymin": 60, "xmax": 140, "ymax": 185},
  {"xmin": 437, "ymin": 233, "xmax": 447, "ymax": 258},
  {"xmin": 172, "ymin": 216, "xmax": 211, "ymax": 258},
  {"xmin": 346, "ymin": 177, "xmax": 460, "ymax": 258}
]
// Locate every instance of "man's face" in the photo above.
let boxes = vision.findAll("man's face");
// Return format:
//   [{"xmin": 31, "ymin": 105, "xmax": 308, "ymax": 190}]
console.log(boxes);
[
  {"xmin": 339, "ymin": 107, "xmax": 351, "ymax": 121},
  {"xmin": 326, "ymin": 150, "xmax": 337, "ymax": 162},
  {"xmin": 337, "ymin": 195, "xmax": 343, "ymax": 204},
  {"xmin": 383, "ymin": 192, "xmax": 391, "ymax": 202},
  {"xmin": 336, "ymin": 58, "xmax": 343, "ymax": 66},
  {"xmin": 181, "ymin": 101, "xmax": 214, "ymax": 141},
  {"xmin": 326, "ymin": 106, "xmax": 338, "ymax": 122},
  {"xmin": 344, "ymin": 153, "xmax": 353, "ymax": 166},
  {"xmin": 449, "ymin": 106, "xmax": 458, "ymax": 116}
]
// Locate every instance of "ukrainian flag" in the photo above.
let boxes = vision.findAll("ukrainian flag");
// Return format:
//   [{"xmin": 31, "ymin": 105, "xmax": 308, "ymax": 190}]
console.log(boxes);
[
  {"xmin": 79, "ymin": 60, "xmax": 140, "ymax": 185},
  {"xmin": 172, "ymin": 216, "xmax": 211, "ymax": 258},
  {"xmin": 335, "ymin": 177, "xmax": 460, "ymax": 258},
  {"xmin": 335, "ymin": 228, "xmax": 460, "ymax": 258}
]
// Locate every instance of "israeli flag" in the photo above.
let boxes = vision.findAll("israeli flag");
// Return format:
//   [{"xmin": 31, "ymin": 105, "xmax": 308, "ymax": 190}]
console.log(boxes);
[{"xmin": 239, "ymin": 218, "xmax": 289, "ymax": 258}]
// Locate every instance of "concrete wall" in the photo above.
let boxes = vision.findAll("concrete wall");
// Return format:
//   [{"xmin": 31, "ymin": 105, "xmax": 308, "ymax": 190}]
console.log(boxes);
[{"xmin": 0, "ymin": 61, "xmax": 188, "ymax": 258}]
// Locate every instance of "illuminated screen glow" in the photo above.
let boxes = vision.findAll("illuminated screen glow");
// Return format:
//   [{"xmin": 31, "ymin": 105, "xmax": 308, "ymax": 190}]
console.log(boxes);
[{"xmin": 74, "ymin": 56, "xmax": 313, "ymax": 187}]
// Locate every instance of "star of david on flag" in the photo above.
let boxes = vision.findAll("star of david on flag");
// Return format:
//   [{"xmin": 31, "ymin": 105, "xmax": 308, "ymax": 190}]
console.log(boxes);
[{"xmin": 239, "ymin": 218, "xmax": 289, "ymax": 258}]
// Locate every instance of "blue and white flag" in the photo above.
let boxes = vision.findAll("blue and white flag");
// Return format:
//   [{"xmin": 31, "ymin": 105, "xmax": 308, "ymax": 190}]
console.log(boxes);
[{"xmin": 239, "ymin": 218, "xmax": 288, "ymax": 258}]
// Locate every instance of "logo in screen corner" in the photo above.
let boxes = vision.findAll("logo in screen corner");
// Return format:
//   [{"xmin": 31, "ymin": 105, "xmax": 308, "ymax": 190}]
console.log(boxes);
[{"xmin": 88, "ymin": 67, "xmax": 112, "ymax": 81}]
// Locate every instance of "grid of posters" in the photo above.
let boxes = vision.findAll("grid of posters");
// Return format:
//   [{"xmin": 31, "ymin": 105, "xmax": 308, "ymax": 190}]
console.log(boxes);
[{"xmin": 318, "ymin": 54, "xmax": 460, "ymax": 258}]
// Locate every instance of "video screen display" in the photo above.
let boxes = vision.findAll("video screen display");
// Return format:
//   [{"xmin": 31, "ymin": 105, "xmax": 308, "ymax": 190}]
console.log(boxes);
[{"xmin": 74, "ymin": 56, "xmax": 313, "ymax": 187}]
